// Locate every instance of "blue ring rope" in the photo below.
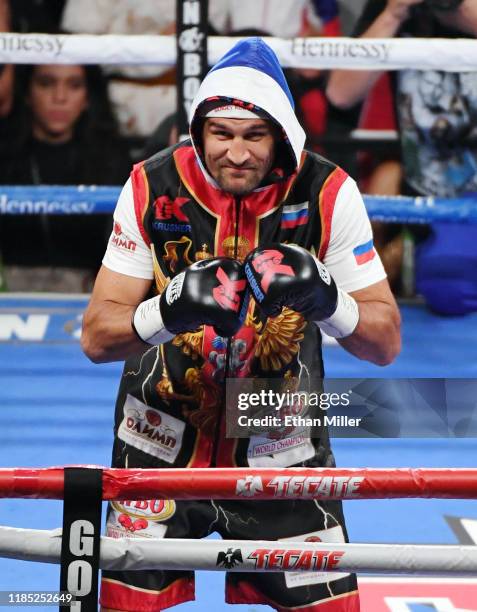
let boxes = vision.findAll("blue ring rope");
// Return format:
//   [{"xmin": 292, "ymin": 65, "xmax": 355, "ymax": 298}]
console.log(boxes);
[{"xmin": 0, "ymin": 185, "xmax": 476, "ymax": 223}]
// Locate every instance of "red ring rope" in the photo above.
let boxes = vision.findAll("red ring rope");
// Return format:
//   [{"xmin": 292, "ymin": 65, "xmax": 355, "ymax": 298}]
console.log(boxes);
[{"xmin": 0, "ymin": 467, "xmax": 476, "ymax": 500}]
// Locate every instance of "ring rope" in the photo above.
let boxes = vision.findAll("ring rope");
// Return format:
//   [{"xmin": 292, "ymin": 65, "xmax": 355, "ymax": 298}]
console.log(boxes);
[
  {"xmin": 1, "ymin": 526, "xmax": 476, "ymax": 575},
  {"xmin": 1, "ymin": 34, "xmax": 477, "ymax": 71},
  {"xmin": 1, "ymin": 185, "xmax": 476, "ymax": 223},
  {"xmin": 1, "ymin": 467, "xmax": 477, "ymax": 500}
]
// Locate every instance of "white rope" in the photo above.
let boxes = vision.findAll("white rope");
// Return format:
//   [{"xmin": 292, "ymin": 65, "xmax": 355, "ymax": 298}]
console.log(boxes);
[
  {"xmin": 1, "ymin": 526, "xmax": 477, "ymax": 575},
  {"xmin": 1, "ymin": 34, "xmax": 477, "ymax": 71}
]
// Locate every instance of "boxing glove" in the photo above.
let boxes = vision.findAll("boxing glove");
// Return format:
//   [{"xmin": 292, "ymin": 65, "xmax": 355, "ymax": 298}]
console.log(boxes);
[
  {"xmin": 244, "ymin": 243, "xmax": 359, "ymax": 338},
  {"xmin": 133, "ymin": 257, "xmax": 248, "ymax": 344}
]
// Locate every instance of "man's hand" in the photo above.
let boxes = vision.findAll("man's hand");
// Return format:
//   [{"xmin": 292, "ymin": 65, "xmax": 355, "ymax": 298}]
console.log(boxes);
[
  {"xmin": 383, "ymin": 0, "xmax": 425, "ymax": 24},
  {"xmin": 432, "ymin": 0, "xmax": 477, "ymax": 35},
  {"xmin": 244, "ymin": 244, "xmax": 359, "ymax": 339},
  {"xmin": 133, "ymin": 257, "xmax": 249, "ymax": 344},
  {"xmin": 327, "ymin": 0, "xmax": 424, "ymax": 109}
]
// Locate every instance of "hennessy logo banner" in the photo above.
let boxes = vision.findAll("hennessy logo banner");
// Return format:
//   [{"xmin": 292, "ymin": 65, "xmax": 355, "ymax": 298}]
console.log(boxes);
[
  {"xmin": 226, "ymin": 378, "xmax": 477, "ymax": 439},
  {"xmin": 1, "ymin": 34, "xmax": 476, "ymax": 72}
]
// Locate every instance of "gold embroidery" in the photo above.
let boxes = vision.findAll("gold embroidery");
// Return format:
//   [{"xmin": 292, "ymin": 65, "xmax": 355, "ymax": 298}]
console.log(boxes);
[
  {"xmin": 221, "ymin": 235, "xmax": 250, "ymax": 262},
  {"xmin": 163, "ymin": 236, "xmax": 193, "ymax": 272},
  {"xmin": 195, "ymin": 243, "xmax": 213, "ymax": 261},
  {"xmin": 172, "ymin": 328, "xmax": 204, "ymax": 360},
  {"xmin": 255, "ymin": 308, "xmax": 306, "ymax": 371},
  {"xmin": 151, "ymin": 243, "xmax": 169, "ymax": 294}
]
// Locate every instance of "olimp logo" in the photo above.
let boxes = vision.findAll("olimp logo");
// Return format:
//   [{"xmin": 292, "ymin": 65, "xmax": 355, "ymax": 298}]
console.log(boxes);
[{"xmin": 178, "ymin": 2, "xmax": 205, "ymax": 117}]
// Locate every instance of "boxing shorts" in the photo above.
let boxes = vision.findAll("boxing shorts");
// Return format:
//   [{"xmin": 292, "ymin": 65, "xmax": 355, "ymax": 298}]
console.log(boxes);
[{"xmin": 100, "ymin": 497, "xmax": 359, "ymax": 611}]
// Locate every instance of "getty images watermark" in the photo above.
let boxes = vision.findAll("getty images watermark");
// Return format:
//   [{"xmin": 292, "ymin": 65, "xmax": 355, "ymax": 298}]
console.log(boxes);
[
  {"xmin": 227, "ymin": 378, "xmax": 477, "ymax": 440},
  {"xmin": 226, "ymin": 379, "xmax": 363, "ymax": 439}
]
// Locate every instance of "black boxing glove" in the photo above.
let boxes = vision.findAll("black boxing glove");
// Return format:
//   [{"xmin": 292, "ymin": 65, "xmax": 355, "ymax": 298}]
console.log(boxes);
[
  {"xmin": 133, "ymin": 257, "xmax": 248, "ymax": 344},
  {"xmin": 244, "ymin": 243, "xmax": 359, "ymax": 338}
]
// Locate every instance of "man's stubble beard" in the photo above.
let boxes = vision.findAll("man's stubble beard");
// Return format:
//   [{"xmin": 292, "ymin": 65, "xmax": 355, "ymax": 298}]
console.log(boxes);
[
  {"xmin": 215, "ymin": 161, "xmax": 273, "ymax": 196},
  {"xmin": 216, "ymin": 173, "xmax": 259, "ymax": 196}
]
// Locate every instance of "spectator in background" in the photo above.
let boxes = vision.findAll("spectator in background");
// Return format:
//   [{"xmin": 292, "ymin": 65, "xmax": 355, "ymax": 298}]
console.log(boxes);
[
  {"xmin": 354, "ymin": 73, "xmax": 403, "ymax": 292},
  {"xmin": 0, "ymin": 64, "xmax": 131, "ymax": 292},
  {"xmin": 10, "ymin": 0, "xmax": 66, "ymax": 33},
  {"xmin": 221, "ymin": 0, "xmax": 340, "ymax": 38},
  {"xmin": 327, "ymin": 0, "xmax": 477, "ymax": 313},
  {"xmin": 0, "ymin": 0, "xmax": 14, "ymax": 118},
  {"xmin": 218, "ymin": 0, "xmax": 360, "ymax": 175},
  {"xmin": 60, "ymin": 0, "xmax": 229, "ymax": 139}
]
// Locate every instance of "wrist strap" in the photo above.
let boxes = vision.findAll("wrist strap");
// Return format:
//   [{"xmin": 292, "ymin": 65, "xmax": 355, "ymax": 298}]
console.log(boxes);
[
  {"xmin": 317, "ymin": 287, "xmax": 359, "ymax": 339},
  {"xmin": 132, "ymin": 295, "xmax": 174, "ymax": 345}
]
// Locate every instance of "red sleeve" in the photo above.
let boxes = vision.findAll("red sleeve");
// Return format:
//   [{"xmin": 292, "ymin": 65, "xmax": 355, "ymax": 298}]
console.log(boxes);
[
  {"xmin": 318, "ymin": 167, "xmax": 348, "ymax": 261},
  {"xmin": 130, "ymin": 161, "xmax": 151, "ymax": 248}
]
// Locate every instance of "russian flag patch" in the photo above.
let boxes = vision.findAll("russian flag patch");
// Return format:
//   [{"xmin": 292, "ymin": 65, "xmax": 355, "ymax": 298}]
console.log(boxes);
[
  {"xmin": 353, "ymin": 239, "xmax": 375, "ymax": 265},
  {"xmin": 281, "ymin": 202, "xmax": 309, "ymax": 229}
]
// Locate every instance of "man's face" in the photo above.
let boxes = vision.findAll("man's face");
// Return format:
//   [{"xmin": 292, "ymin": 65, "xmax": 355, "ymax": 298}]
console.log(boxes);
[{"xmin": 202, "ymin": 117, "xmax": 277, "ymax": 195}]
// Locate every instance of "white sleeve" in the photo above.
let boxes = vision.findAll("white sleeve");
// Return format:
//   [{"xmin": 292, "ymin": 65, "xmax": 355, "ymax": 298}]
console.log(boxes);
[
  {"xmin": 102, "ymin": 178, "xmax": 154, "ymax": 280},
  {"xmin": 323, "ymin": 176, "xmax": 386, "ymax": 293}
]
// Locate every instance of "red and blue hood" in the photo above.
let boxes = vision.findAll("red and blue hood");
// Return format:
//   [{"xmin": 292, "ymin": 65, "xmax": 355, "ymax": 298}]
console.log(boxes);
[{"xmin": 189, "ymin": 37, "xmax": 306, "ymax": 183}]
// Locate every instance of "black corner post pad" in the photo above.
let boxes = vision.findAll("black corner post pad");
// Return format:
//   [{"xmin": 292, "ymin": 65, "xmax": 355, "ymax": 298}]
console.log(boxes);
[
  {"xmin": 59, "ymin": 467, "xmax": 103, "ymax": 612},
  {"xmin": 176, "ymin": 0, "xmax": 209, "ymax": 140}
]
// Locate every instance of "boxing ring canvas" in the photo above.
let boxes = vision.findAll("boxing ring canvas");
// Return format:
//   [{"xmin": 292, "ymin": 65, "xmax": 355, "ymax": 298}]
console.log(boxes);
[{"xmin": 1, "ymin": 294, "xmax": 477, "ymax": 611}]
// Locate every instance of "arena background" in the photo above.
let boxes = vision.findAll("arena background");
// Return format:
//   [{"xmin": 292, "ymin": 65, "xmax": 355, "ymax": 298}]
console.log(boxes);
[{"xmin": 1, "ymin": 0, "xmax": 477, "ymax": 610}]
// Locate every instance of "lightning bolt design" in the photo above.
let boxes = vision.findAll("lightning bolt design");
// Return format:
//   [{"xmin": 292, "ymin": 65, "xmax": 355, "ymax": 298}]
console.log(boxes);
[
  {"xmin": 295, "ymin": 342, "xmax": 310, "ymax": 381},
  {"xmin": 209, "ymin": 502, "xmax": 259, "ymax": 534},
  {"xmin": 208, "ymin": 501, "xmax": 221, "ymax": 534},
  {"xmin": 123, "ymin": 345, "xmax": 159, "ymax": 378},
  {"xmin": 312, "ymin": 500, "xmax": 338, "ymax": 531},
  {"xmin": 141, "ymin": 347, "xmax": 161, "ymax": 405}
]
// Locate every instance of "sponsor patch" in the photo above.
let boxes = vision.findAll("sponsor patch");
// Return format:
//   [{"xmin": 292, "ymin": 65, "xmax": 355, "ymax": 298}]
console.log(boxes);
[
  {"xmin": 118, "ymin": 394, "xmax": 185, "ymax": 463},
  {"xmin": 152, "ymin": 221, "xmax": 192, "ymax": 233},
  {"xmin": 353, "ymin": 239, "xmax": 375, "ymax": 265},
  {"xmin": 281, "ymin": 526, "xmax": 349, "ymax": 588},
  {"xmin": 106, "ymin": 498, "xmax": 175, "ymax": 540},
  {"xmin": 110, "ymin": 221, "xmax": 137, "ymax": 252},
  {"xmin": 154, "ymin": 195, "xmax": 189, "ymax": 222},
  {"xmin": 247, "ymin": 433, "xmax": 315, "ymax": 467}
]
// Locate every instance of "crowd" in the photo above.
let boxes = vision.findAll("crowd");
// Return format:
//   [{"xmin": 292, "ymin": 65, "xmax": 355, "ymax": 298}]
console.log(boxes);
[{"xmin": 0, "ymin": 0, "xmax": 475, "ymax": 314}]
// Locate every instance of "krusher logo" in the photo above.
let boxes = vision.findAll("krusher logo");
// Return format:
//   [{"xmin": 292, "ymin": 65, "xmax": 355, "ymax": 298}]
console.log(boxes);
[
  {"xmin": 213, "ymin": 267, "xmax": 247, "ymax": 312},
  {"xmin": 153, "ymin": 196, "xmax": 191, "ymax": 232},
  {"xmin": 252, "ymin": 250, "xmax": 294, "ymax": 291},
  {"xmin": 154, "ymin": 196, "xmax": 190, "ymax": 221}
]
